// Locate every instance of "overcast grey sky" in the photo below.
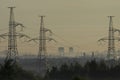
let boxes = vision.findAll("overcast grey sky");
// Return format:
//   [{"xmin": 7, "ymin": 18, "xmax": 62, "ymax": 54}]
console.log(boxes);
[{"xmin": 0, "ymin": 0, "xmax": 120, "ymax": 54}]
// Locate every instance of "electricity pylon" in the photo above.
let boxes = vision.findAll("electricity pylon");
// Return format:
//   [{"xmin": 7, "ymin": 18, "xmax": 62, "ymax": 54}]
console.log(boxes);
[
  {"xmin": 0, "ymin": 7, "xmax": 30, "ymax": 61},
  {"xmin": 98, "ymin": 16, "xmax": 120, "ymax": 59},
  {"xmin": 28, "ymin": 16, "xmax": 56, "ymax": 75}
]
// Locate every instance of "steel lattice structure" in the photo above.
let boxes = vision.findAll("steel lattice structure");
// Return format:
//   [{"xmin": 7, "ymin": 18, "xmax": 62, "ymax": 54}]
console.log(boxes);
[
  {"xmin": 28, "ymin": 16, "xmax": 55, "ymax": 74},
  {"xmin": 98, "ymin": 16, "xmax": 120, "ymax": 59},
  {"xmin": 0, "ymin": 7, "xmax": 30, "ymax": 61}
]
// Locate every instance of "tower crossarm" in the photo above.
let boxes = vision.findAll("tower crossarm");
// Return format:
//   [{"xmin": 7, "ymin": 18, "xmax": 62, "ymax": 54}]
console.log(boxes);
[
  {"xmin": 27, "ymin": 37, "xmax": 39, "ymax": 43},
  {"xmin": 15, "ymin": 33, "xmax": 31, "ymax": 39},
  {"xmin": 98, "ymin": 37, "xmax": 108, "ymax": 42},
  {"xmin": 0, "ymin": 33, "xmax": 9, "ymax": 39},
  {"xmin": 0, "ymin": 32, "xmax": 31, "ymax": 40},
  {"xmin": 27, "ymin": 37, "xmax": 56, "ymax": 43},
  {"xmin": 46, "ymin": 37, "xmax": 57, "ymax": 42},
  {"xmin": 98, "ymin": 36, "xmax": 120, "ymax": 42}
]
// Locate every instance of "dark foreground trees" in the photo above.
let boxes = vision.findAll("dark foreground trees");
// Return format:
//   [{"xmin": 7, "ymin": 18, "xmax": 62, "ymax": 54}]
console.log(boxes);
[
  {"xmin": 0, "ymin": 59, "xmax": 42, "ymax": 80},
  {"xmin": 1, "ymin": 59, "xmax": 120, "ymax": 80},
  {"xmin": 45, "ymin": 60, "xmax": 120, "ymax": 80}
]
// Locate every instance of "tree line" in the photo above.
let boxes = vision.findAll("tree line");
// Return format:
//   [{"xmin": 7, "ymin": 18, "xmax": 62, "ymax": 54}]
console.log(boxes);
[
  {"xmin": 0, "ymin": 59, "xmax": 42, "ymax": 80},
  {"xmin": 1, "ymin": 59, "xmax": 120, "ymax": 80},
  {"xmin": 45, "ymin": 60, "xmax": 120, "ymax": 80}
]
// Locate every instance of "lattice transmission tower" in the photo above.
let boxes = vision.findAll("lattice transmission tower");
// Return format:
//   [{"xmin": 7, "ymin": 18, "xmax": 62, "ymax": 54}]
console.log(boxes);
[
  {"xmin": 28, "ymin": 16, "xmax": 55, "ymax": 74},
  {"xmin": 98, "ymin": 16, "xmax": 120, "ymax": 59},
  {"xmin": 0, "ymin": 7, "xmax": 30, "ymax": 61}
]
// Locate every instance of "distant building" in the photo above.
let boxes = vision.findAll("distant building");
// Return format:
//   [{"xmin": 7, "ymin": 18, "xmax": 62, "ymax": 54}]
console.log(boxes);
[
  {"xmin": 92, "ymin": 52, "xmax": 95, "ymax": 57},
  {"xmin": 58, "ymin": 47, "xmax": 64, "ymax": 56},
  {"xmin": 83, "ymin": 52, "xmax": 86, "ymax": 57},
  {"xmin": 69, "ymin": 47, "xmax": 73, "ymax": 54}
]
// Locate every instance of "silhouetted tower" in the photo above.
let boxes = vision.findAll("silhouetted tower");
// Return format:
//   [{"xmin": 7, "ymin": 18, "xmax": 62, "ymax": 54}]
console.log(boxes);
[
  {"xmin": 58, "ymin": 47, "xmax": 64, "ymax": 56},
  {"xmin": 98, "ymin": 16, "xmax": 120, "ymax": 59},
  {"xmin": 108, "ymin": 16, "xmax": 115, "ymax": 58},
  {"xmin": 69, "ymin": 47, "xmax": 73, "ymax": 54},
  {"xmin": 0, "ymin": 7, "xmax": 30, "ymax": 61},
  {"xmin": 83, "ymin": 52, "xmax": 86, "ymax": 57},
  {"xmin": 27, "ymin": 16, "xmax": 55, "ymax": 74},
  {"xmin": 38, "ymin": 16, "xmax": 56, "ymax": 74},
  {"xmin": 92, "ymin": 52, "xmax": 95, "ymax": 57},
  {"xmin": 38, "ymin": 16, "xmax": 47, "ymax": 73},
  {"xmin": 7, "ymin": 7, "xmax": 18, "ymax": 60}
]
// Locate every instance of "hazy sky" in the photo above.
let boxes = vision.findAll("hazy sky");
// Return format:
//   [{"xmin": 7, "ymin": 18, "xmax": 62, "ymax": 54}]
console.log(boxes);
[{"xmin": 0, "ymin": 0, "xmax": 120, "ymax": 54}]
